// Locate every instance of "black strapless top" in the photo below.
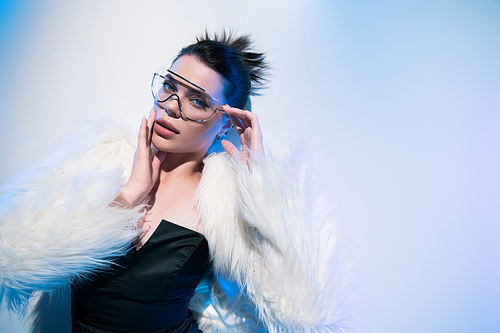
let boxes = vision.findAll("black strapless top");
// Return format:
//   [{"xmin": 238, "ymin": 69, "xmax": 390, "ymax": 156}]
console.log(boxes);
[{"xmin": 71, "ymin": 220, "xmax": 210, "ymax": 333}]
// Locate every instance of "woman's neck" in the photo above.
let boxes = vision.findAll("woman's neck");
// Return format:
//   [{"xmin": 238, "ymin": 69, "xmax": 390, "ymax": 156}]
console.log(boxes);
[{"xmin": 157, "ymin": 152, "xmax": 204, "ymax": 186}]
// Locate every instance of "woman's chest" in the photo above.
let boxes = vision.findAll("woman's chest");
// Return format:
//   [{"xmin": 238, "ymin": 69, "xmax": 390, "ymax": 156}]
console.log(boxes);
[{"xmin": 138, "ymin": 191, "xmax": 203, "ymax": 248}]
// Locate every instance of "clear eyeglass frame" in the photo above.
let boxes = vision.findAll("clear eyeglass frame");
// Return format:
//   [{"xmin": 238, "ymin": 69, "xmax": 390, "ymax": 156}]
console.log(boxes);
[{"xmin": 151, "ymin": 67, "xmax": 224, "ymax": 123}]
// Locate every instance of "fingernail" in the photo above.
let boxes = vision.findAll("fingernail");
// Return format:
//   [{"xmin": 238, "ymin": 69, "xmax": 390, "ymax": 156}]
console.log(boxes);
[{"xmin": 222, "ymin": 104, "xmax": 229, "ymax": 109}]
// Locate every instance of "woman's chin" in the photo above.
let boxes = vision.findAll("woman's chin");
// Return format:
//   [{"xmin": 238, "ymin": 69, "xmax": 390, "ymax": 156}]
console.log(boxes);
[
  {"xmin": 151, "ymin": 134, "xmax": 173, "ymax": 152},
  {"xmin": 152, "ymin": 138, "xmax": 205, "ymax": 156}
]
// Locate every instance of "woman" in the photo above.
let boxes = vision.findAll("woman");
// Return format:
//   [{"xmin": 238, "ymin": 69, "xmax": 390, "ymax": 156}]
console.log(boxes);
[{"xmin": 0, "ymin": 32, "xmax": 355, "ymax": 332}]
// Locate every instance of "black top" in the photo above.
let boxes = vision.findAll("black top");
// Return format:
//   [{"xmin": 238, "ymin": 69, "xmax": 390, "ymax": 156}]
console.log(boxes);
[{"xmin": 71, "ymin": 220, "xmax": 210, "ymax": 333}]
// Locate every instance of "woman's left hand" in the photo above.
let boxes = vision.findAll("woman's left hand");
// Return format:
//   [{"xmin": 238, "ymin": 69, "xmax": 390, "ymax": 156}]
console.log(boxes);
[{"xmin": 221, "ymin": 105, "xmax": 264, "ymax": 162}]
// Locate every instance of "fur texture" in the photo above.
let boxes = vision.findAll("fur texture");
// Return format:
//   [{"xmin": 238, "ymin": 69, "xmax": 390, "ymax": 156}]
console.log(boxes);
[
  {"xmin": 0, "ymin": 115, "xmax": 142, "ymax": 313},
  {"xmin": 194, "ymin": 152, "xmax": 356, "ymax": 332},
  {"xmin": 0, "ymin": 116, "xmax": 356, "ymax": 331}
]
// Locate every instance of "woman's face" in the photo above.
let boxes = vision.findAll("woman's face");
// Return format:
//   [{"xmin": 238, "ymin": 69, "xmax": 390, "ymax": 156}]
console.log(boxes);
[{"xmin": 151, "ymin": 55, "xmax": 229, "ymax": 155}]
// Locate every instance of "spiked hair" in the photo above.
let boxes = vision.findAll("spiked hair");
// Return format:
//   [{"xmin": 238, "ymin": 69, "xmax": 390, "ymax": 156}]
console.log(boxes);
[{"xmin": 173, "ymin": 30, "xmax": 269, "ymax": 109}]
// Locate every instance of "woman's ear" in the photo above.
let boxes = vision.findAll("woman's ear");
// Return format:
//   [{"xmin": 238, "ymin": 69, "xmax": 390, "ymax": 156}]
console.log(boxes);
[{"xmin": 221, "ymin": 114, "xmax": 233, "ymax": 133}]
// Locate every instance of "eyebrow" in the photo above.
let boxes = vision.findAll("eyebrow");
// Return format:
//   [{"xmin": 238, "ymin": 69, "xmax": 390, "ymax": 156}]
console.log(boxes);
[{"xmin": 167, "ymin": 69, "xmax": 205, "ymax": 92}]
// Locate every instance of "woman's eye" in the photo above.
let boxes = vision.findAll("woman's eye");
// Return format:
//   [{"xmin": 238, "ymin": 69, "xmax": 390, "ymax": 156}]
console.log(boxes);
[
  {"xmin": 163, "ymin": 80, "xmax": 175, "ymax": 92},
  {"xmin": 191, "ymin": 98, "xmax": 209, "ymax": 109}
]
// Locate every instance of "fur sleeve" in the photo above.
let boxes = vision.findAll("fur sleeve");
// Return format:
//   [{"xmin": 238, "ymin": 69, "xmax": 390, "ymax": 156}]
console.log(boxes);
[
  {"xmin": 0, "ymin": 115, "xmax": 143, "ymax": 314},
  {"xmin": 196, "ymin": 151, "xmax": 357, "ymax": 332}
]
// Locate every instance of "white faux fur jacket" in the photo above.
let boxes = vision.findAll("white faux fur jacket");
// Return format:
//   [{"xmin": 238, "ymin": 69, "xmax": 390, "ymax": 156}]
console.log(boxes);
[{"xmin": 0, "ymin": 115, "xmax": 356, "ymax": 332}]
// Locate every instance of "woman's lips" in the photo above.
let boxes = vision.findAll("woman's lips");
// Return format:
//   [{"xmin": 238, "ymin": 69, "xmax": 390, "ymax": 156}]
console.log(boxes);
[{"xmin": 154, "ymin": 119, "xmax": 180, "ymax": 138}]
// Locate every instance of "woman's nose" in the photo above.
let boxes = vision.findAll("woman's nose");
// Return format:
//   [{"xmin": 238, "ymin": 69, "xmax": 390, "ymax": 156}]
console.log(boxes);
[{"xmin": 165, "ymin": 96, "xmax": 182, "ymax": 119}]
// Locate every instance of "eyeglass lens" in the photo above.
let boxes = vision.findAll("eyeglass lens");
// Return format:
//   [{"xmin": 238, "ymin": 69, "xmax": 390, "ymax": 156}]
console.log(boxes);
[{"xmin": 151, "ymin": 68, "xmax": 220, "ymax": 122}]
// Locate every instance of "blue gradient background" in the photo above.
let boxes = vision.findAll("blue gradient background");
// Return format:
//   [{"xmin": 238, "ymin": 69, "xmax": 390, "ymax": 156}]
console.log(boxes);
[{"xmin": 1, "ymin": 1, "xmax": 499, "ymax": 332}]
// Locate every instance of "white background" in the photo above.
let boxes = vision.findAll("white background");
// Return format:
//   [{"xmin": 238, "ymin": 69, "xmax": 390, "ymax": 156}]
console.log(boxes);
[{"xmin": 0, "ymin": 0, "xmax": 499, "ymax": 332}]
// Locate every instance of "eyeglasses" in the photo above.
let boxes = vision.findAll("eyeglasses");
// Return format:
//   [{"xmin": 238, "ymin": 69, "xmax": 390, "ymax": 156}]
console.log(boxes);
[{"xmin": 151, "ymin": 67, "xmax": 224, "ymax": 123}]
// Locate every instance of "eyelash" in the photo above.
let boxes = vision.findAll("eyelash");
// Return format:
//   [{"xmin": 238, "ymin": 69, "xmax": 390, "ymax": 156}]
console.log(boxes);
[
  {"xmin": 163, "ymin": 80, "xmax": 176, "ymax": 92},
  {"xmin": 191, "ymin": 98, "xmax": 209, "ymax": 109}
]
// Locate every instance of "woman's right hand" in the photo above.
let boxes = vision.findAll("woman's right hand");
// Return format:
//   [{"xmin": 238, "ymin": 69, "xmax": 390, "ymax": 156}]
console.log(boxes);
[{"xmin": 115, "ymin": 109, "xmax": 167, "ymax": 208}]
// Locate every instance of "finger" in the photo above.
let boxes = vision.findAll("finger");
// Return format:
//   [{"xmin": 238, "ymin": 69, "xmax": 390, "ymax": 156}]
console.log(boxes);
[
  {"xmin": 222, "ymin": 105, "xmax": 264, "ymax": 154},
  {"xmin": 240, "ymin": 111, "xmax": 260, "ymax": 132},
  {"xmin": 228, "ymin": 114, "xmax": 245, "ymax": 135},
  {"xmin": 223, "ymin": 107, "xmax": 250, "ymax": 136},
  {"xmin": 223, "ymin": 105, "xmax": 260, "ymax": 132},
  {"xmin": 138, "ymin": 117, "xmax": 148, "ymax": 149},
  {"xmin": 152, "ymin": 151, "xmax": 167, "ymax": 181},
  {"xmin": 221, "ymin": 140, "xmax": 240, "ymax": 159},
  {"xmin": 147, "ymin": 109, "xmax": 156, "ymax": 143},
  {"xmin": 229, "ymin": 114, "xmax": 262, "ymax": 146},
  {"xmin": 152, "ymin": 150, "xmax": 167, "ymax": 170}
]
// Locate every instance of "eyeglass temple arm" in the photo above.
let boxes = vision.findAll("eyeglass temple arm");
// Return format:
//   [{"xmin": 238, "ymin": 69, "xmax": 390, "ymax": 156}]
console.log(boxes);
[
  {"xmin": 166, "ymin": 69, "xmax": 206, "ymax": 92},
  {"xmin": 155, "ymin": 69, "xmax": 223, "ymax": 105}
]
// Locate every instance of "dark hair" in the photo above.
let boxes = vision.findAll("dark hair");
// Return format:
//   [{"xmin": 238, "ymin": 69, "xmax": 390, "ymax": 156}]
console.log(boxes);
[{"xmin": 173, "ymin": 30, "xmax": 269, "ymax": 109}]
